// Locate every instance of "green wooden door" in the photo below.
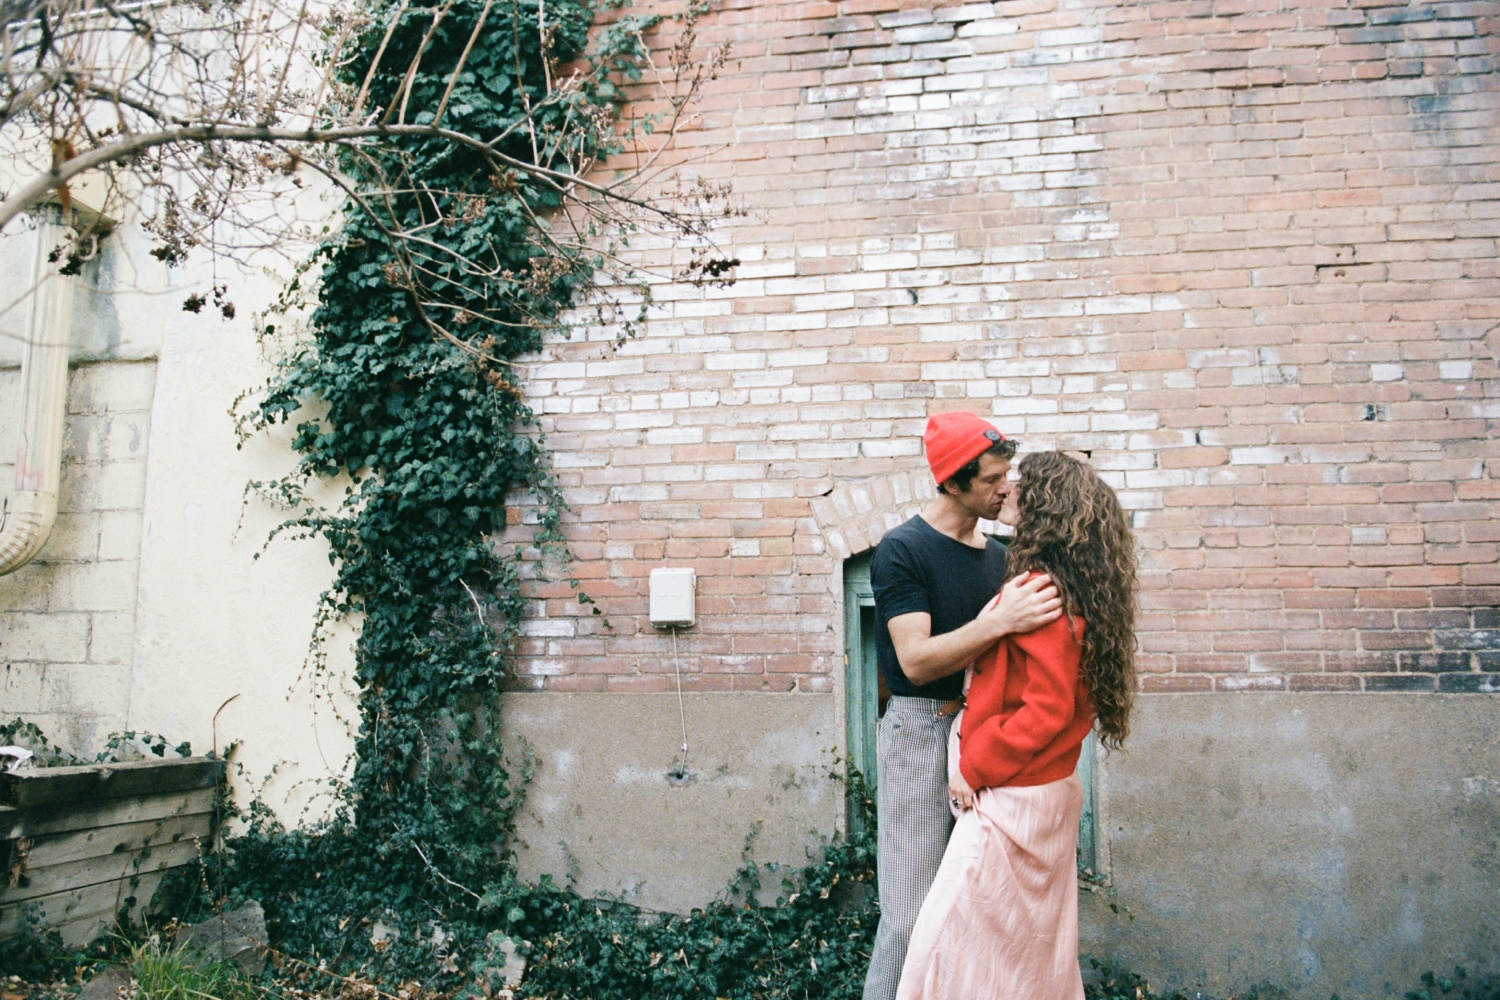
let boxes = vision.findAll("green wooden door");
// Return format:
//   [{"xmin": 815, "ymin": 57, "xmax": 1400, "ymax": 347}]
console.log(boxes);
[{"xmin": 843, "ymin": 552, "xmax": 878, "ymax": 812}]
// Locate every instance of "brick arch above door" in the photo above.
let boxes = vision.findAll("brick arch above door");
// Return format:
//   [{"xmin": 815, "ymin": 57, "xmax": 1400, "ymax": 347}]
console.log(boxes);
[{"xmin": 808, "ymin": 470, "xmax": 937, "ymax": 561}]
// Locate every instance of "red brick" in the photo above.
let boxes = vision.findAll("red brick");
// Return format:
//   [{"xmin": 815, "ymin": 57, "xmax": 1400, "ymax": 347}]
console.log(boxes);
[{"xmin": 502, "ymin": 0, "xmax": 1500, "ymax": 696}]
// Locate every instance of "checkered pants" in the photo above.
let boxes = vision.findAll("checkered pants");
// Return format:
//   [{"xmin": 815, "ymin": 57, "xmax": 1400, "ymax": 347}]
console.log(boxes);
[{"xmin": 862, "ymin": 697, "xmax": 957, "ymax": 1000}]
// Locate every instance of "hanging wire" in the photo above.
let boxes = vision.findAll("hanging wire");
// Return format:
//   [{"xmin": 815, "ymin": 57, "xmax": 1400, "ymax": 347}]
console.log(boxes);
[{"xmin": 669, "ymin": 624, "xmax": 690, "ymax": 780}]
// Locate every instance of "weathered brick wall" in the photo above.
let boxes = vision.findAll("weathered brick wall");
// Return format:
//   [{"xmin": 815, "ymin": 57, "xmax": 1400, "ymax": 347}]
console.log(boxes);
[{"xmin": 513, "ymin": 0, "xmax": 1500, "ymax": 696}]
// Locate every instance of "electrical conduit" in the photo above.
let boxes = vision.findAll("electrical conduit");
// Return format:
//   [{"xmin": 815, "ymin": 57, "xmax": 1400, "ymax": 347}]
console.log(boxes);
[{"xmin": 0, "ymin": 207, "xmax": 76, "ymax": 575}]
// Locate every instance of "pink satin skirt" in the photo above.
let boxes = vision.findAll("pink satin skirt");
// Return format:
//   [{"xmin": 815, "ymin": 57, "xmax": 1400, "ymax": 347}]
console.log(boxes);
[{"xmin": 895, "ymin": 774, "xmax": 1085, "ymax": 1000}]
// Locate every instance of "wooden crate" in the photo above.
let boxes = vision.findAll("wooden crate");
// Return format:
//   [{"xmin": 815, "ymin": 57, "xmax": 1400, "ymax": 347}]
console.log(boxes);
[{"xmin": 0, "ymin": 757, "xmax": 221, "ymax": 945}]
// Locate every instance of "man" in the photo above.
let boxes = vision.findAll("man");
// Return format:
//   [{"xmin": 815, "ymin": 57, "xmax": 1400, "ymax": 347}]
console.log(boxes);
[{"xmin": 862, "ymin": 411, "xmax": 1063, "ymax": 1000}]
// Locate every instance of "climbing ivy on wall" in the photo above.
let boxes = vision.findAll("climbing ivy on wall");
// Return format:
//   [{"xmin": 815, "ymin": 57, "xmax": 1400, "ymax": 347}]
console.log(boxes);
[
  {"xmin": 227, "ymin": 0, "xmax": 655, "ymax": 974},
  {"xmin": 221, "ymin": 1, "xmax": 882, "ymax": 994}
]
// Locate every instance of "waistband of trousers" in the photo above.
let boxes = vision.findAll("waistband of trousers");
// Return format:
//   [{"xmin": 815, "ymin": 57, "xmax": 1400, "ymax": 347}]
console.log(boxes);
[{"xmin": 885, "ymin": 694, "xmax": 964, "ymax": 718}]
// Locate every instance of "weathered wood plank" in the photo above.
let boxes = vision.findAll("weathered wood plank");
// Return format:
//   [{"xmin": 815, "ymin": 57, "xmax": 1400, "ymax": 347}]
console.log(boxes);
[
  {"xmin": 0, "ymin": 788, "xmax": 215, "ymax": 839},
  {"xmin": 19, "ymin": 814, "xmax": 212, "ymax": 870},
  {"xmin": 3, "ymin": 838, "xmax": 202, "ymax": 903},
  {"xmin": 0, "ymin": 758, "xmax": 224, "ymax": 945},
  {"xmin": 0, "ymin": 868, "xmax": 173, "ymax": 945},
  {"xmin": 0, "ymin": 758, "xmax": 221, "ymax": 808}
]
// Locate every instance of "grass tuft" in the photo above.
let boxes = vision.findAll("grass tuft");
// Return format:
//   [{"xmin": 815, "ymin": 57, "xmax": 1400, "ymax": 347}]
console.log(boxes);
[{"xmin": 130, "ymin": 939, "xmax": 256, "ymax": 1000}]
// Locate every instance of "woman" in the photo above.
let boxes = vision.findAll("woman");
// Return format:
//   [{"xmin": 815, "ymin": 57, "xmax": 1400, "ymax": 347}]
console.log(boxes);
[{"xmin": 895, "ymin": 451, "xmax": 1137, "ymax": 1000}]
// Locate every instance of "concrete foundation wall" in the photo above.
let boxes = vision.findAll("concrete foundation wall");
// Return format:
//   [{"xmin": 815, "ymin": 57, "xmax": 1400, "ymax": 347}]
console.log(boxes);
[
  {"xmin": 1082, "ymin": 693, "xmax": 1500, "ymax": 998},
  {"xmin": 498, "ymin": 690, "xmax": 1498, "ymax": 994},
  {"xmin": 503, "ymin": 692, "xmax": 841, "ymax": 914}
]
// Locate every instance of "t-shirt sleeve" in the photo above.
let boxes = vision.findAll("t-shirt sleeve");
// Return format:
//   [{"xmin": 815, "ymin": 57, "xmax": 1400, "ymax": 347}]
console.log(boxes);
[{"xmin": 871, "ymin": 537, "xmax": 931, "ymax": 623}]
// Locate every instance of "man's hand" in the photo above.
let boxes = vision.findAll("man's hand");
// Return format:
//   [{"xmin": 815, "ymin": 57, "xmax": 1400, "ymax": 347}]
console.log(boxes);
[
  {"xmin": 978, "ymin": 573, "xmax": 1062, "ymax": 639},
  {"xmin": 949, "ymin": 769, "xmax": 976, "ymax": 812},
  {"xmin": 888, "ymin": 574, "xmax": 1062, "ymax": 687}
]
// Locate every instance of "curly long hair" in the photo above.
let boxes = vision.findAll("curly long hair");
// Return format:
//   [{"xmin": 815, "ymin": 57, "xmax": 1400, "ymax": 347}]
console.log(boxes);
[{"xmin": 1006, "ymin": 452, "xmax": 1137, "ymax": 749}]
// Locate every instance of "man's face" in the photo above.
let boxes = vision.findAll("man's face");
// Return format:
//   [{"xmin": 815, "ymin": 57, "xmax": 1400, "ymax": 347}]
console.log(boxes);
[
  {"xmin": 949, "ymin": 453, "xmax": 1012, "ymax": 520},
  {"xmin": 997, "ymin": 471, "xmax": 1020, "ymax": 527}
]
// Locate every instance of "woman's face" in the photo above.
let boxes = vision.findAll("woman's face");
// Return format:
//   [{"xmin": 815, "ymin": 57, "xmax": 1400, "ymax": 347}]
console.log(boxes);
[{"xmin": 997, "ymin": 473, "xmax": 1021, "ymax": 527}]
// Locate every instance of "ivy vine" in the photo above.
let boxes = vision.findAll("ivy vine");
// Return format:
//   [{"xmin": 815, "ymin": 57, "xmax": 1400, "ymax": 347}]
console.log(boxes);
[
  {"xmin": 225, "ymin": 0, "xmax": 642, "ymax": 973},
  {"xmin": 216, "ymin": 0, "xmax": 882, "ymax": 994}
]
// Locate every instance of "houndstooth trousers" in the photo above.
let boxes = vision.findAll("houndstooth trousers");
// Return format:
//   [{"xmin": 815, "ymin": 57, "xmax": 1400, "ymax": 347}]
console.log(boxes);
[{"xmin": 862, "ymin": 696, "xmax": 957, "ymax": 1000}]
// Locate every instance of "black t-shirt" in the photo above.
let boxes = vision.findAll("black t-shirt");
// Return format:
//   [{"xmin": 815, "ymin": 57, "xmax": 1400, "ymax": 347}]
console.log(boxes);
[{"xmin": 870, "ymin": 515, "xmax": 1010, "ymax": 701}]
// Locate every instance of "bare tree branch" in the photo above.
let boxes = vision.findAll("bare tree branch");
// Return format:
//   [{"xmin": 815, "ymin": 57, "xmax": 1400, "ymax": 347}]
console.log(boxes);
[
  {"xmin": 0, "ymin": 0, "xmax": 736, "ymax": 374},
  {"xmin": 0, "ymin": 119, "xmax": 691, "ymax": 234}
]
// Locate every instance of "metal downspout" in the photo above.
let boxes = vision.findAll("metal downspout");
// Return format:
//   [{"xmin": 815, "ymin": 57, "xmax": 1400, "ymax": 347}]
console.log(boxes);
[{"xmin": 0, "ymin": 207, "xmax": 77, "ymax": 575}]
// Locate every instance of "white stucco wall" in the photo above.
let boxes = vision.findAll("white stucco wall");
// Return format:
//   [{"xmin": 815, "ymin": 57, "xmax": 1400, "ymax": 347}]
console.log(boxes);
[{"xmin": 0, "ymin": 207, "xmax": 356, "ymax": 822}]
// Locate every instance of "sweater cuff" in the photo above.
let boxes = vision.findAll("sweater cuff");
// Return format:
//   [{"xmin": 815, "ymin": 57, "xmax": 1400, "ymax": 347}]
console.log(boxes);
[{"xmin": 960, "ymin": 755, "xmax": 1014, "ymax": 793}]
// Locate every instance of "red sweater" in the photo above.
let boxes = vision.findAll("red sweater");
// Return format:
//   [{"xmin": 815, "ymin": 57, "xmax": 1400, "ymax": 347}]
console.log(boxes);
[{"xmin": 957, "ymin": 610, "xmax": 1095, "ymax": 791}]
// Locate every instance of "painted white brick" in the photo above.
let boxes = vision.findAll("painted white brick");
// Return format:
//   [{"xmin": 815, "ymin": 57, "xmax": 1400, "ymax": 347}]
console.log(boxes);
[
  {"xmin": 585, "ymin": 359, "xmax": 645, "ymax": 377},
  {"xmin": 1025, "ymin": 414, "xmax": 1089, "ymax": 433},
  {"xmin": 1083, "ymin": 296, "xmax": 1152, "ymax": 315},
  {"xmin": 615, "ymin": 412, "xmax": 672, "ymax": 430},
  {"xmin": 676, "ymin": 336, "xmax": 735, "ymax": 355},
  {"xmin": 921, "ymin": 362, "xmax": 987, "ymax": 380},
  {"xmin": 957, "ymin": 18, "xmax": 1020, "ymax": 38},
  {"xmin": 877, "ymin": 8, "xmax": 934, "ymax": 27},
  {"xmin": 1091, "ymin": 413, "xmax": 1159, "ymax": 431},
  {"xmin": 861, "ymin": 439, "xmax": 923, "ymax": 458},
  {"xmin": 765, "ymin": 313, "xmax": 828, "ymax": 332},
  {"xmin": 1125, "ymin": 469, "xmax": 1192, "ymax": 489},
  {"xmin": 985, "ymin": 359, "xmax": 1051, "ymax": 377},
  {"xmin": 991, "ymin": 397, "xmax": 1058, "ymax": 415},
  {"xmin": 733, "ymin": 370, "xmax": 795, "ymax": 388},
  {"xmin": 862, "ymin": 253, "xmax": 921, "ymax": 271},
  {"xmin": 705, "ymin": 352, "xmax": 765, "ymax": 371},
  {"xmin": 797, "ymin": 442, "xmax": 861, "ymax": 459},
  {"xmin": 768, "ymin": 349, "xmax": 829, "ymax": 368},
  {"xmin": 735, "ymin": 444, "xmax": 796, "ymax": 461},
  {"xmin": 609, "ymin": 484, "xmax": 670, "ymax": 502},
  {"xmin": 768, "ymin": 424, "xmax": 827, "ymax": 442},
  {"xmin": 645, "ymin": 427, "xmax": 704, "ymax": 445},
  {"xmin": 705, "ymin": 464, "xmax": 768, "ymax": 481}
]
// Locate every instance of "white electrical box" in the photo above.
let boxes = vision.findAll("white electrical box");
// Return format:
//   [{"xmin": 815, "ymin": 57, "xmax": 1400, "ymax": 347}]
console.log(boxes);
[{"xmin": 649, "ymin": 567, "xmax": 696, "ymax": 627}]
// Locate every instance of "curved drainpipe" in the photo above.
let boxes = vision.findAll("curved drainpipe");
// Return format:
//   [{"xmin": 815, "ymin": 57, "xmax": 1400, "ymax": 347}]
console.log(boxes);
[{"xmin": 0, "ymin": 206, "xmax": 77, "ymax": 575}]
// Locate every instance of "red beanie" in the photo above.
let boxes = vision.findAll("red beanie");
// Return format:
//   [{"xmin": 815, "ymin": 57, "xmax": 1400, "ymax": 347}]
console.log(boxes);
[{"xmin": 924, "ymin": 412, "xmax": 1006, "ymax": 484}]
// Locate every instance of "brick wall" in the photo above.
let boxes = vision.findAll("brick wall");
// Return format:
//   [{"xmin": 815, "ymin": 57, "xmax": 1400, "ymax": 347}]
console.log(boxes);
[{"xmin": 511, "ymin": 0, "xmax": 1500, "ymax": 696}]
